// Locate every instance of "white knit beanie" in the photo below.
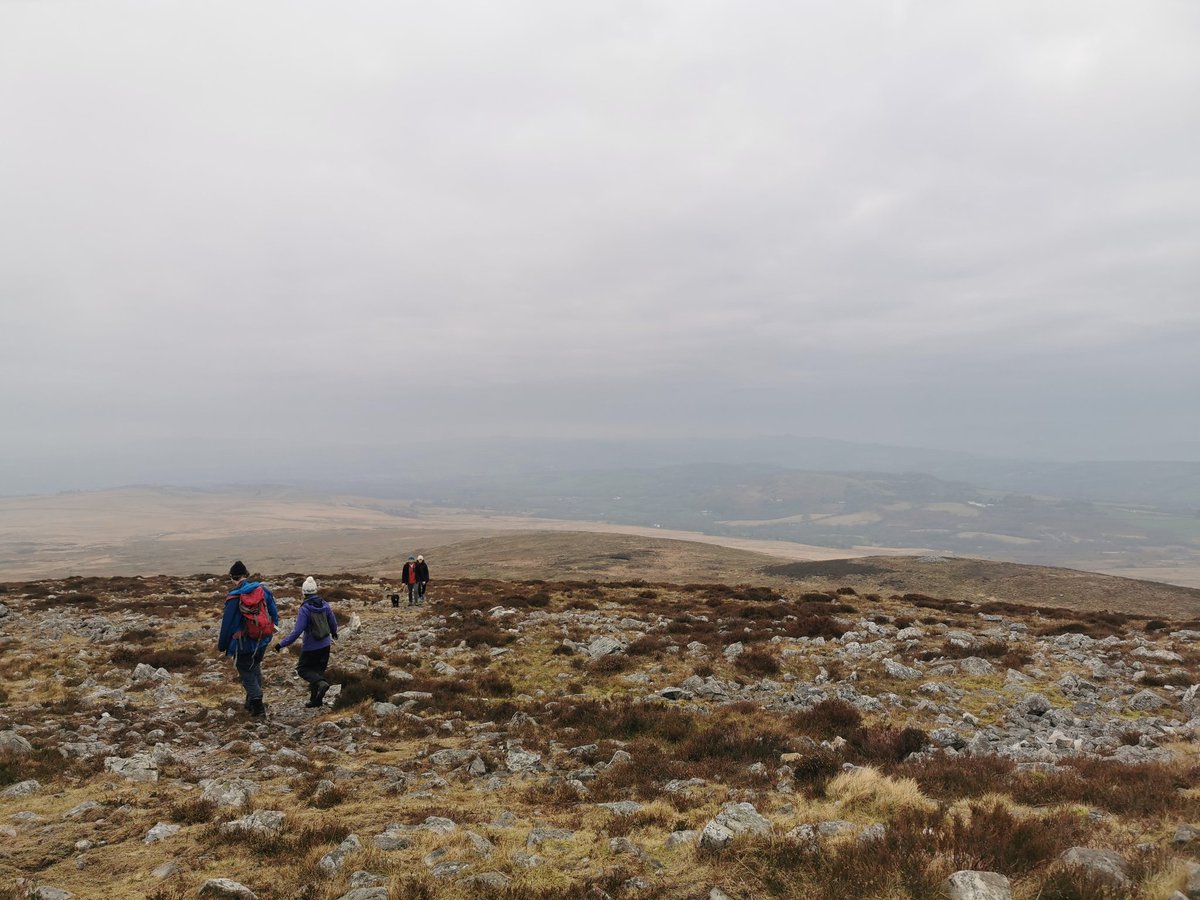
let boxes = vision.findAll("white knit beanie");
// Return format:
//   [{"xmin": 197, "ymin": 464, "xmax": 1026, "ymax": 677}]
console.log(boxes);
[{"xmin": 302, "ymin": 576, "xmax": 318, "ymax": 595}]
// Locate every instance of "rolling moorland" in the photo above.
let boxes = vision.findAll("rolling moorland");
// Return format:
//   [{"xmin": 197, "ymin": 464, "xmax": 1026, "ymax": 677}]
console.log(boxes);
[
  {"xmin": 5, "ymin": 536, "xmax": 1200, "ymax": 899},
  {"xmin": 392, "ymin": 463, "xmax": 1200, "ymax": 587}
]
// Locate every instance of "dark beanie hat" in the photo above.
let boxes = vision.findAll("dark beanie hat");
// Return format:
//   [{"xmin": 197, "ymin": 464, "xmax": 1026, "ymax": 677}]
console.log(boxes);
[{"xmin": 229, "ymin": 560, "xmax": 249, "ymax": 579}]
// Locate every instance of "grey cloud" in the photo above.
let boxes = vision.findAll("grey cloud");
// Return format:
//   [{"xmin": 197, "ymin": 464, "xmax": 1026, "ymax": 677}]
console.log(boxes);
[{"xmin": 1, "ymin": 0, "xmax": 1197, "ymax": 491}]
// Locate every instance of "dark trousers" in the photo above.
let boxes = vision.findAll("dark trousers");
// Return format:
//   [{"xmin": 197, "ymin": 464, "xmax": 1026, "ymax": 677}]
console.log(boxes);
[
  {"xmin": 235, "ymin": 646, "xmax": 267, "ymax": 702},
  {"xmin": 417, "ymin": 580, "xmax": 428, "ymax": 601},
  {"xmin": 407, "ymin": 583, "xmax": 418, "ymax": 604},
  {"xmin": 296, "ymin": 646, "xmax": 330, "ymax": 687}
]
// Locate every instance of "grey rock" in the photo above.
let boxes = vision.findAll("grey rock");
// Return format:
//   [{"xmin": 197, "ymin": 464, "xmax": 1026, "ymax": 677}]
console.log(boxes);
[
  {"xmin": 505, "ymin": 747, "xmax": 543, "ymax": 773},
  {"xmin": 0, "ymin": 730, "xmax": 33, "ymax": 754},
  {"xmin": 666, "ymin": 829, "xmax": 699, "ymax": 848},
  {"xmin": 1127, "ymin": 689, "xmax": 1168, "ymax": 712},
  {"xmin": 527, "ymin": 826, "xmax": 575, "ymax": 848},
  {"xmin": 421, "ymin": 816, "xmax": 458, "ymax": 835},
  {"xmin": 587, "ymin": 636, "xmax": 626, "ymax": 658},
  {"xmin": 958, "ymin": 657, "xmax": 996, "ymax": 676},
  {"xmin": 816, "ymin": 820, "xmax": 856, "ymax": 838},
  {"xmin": 430, "ymin": 860, "xmax": 470, "ymax": 878},
  {"xmin": 458, "ymin": 872, "xmax": 512, "ymax": 889},
  {"xmin": 882, "ymin": 658, "xmax": 922, "ymax": 680},
  {"xmin": 944, "ymin": 870, "xmax": 1013, "ymax": 900},
  {"xmin": 318, "ymin": 833, "xmax": 361, "ymax": 875},
  {"xmin": 152, "ymin": 861, "xmax": 181, "ymax": 880},
  {"xmin": 658, "ymin": 686, "xmax": 693, "ymax": 700},
  {"xmin": 198, "ymin": 879, "xmax": 258, "ymax": 899},
  {"xmin": 144, "ymin": 821, "xmax": 181, "ymax": 844},
  {"xmin": 1173, "ymin": 823, "xmax": 1200, "ymax": 846},
  {"xmin": 372, "ymin": 827, "xmax": 413, "ymax": 851},
  {"xmin": 61, "ymin": 800, "xmax": 99, "ymax": 822},
  {"xmin": 598, "ymin": 801, "xmax": 643, "ymax": 816},
  {"xmin": 29, "ymin": 889, "xmax": 73, "ymax": 900},
  {"xmin": 700, "ymin": 802, "xmax": 772, "ymax": 849},
  {"xmin": 1016, "ymin": 693, "xmax": 1051, "ymax": 716},
  {"xmin": 466, "ymin": 830, "xmax": 496, "ymax": 856},
  {"xmin": 723, "ymin": 641, "xmax": 745, "ymax": 659},
  {"xmin": 200, "ymin": 778, "xmax": 254, "ymax": 810},
  {"xmin": 1186, "ymin": 861, "xmax": 1200, "ymax": 900},
  {"xmin": 1060, "ymin": 847, "xmax": 1128, "ymax": 887},
  {"xmin": 2, "ymin": 779, "xmax": 40, "ymax": 798},
  {"xmin": 335, "ymin": 890, "xmax": 388, "ymax": 900},
  {"xmin": 104, "ymin": 753, "xmax": 158, "ymax": 783},
  {"xmin": 221, "ymin": 810, "xmax": 284, "ymax": 836},
  {"xmin": 429, "ymin": 748, "xmax": 477, "ymax": 768},
  {"xmin": 371, "ymin": 701, "xmax": 400, "ymax": 717}
]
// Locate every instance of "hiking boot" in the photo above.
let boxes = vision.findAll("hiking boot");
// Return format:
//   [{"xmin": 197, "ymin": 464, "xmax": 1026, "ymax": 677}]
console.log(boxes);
[
  {"xmin": 249, "ymin": 698, "xmax": 266, "ymax": 717},
  {"xmin": 314, "ymin": 680, "xmax": 330, "ymax": 706}
]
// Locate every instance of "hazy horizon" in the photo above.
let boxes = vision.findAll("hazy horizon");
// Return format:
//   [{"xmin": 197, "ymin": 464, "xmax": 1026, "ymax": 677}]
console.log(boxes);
[{"xmin": 3, "ymin": 1, "xmax": 1198, "ymax": 495}]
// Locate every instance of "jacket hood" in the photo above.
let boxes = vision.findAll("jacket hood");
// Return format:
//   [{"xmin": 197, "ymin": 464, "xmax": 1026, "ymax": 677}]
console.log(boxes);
[
  {"xmin": 303, "ymin": 595, "xmax": 327, "ymax": 610},
  {"xmin": 228, "ymin": 580, "xmax": 263, "ymax": 596}
]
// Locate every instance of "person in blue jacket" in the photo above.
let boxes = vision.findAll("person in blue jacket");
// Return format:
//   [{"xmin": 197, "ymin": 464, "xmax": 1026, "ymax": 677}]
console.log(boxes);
[
  {"xmin": 273, "ymin": 576, "xmax": 338, "ymax": 708},
  {"xmin": 218, "ymin": 560, "xmax": 279, "ymax": 717}
]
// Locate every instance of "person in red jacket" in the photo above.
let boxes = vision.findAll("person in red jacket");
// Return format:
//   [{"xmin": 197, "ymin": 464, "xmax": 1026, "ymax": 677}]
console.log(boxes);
[{"xmin": 401, "ymin": 556, "xmax": 419, "ymax": 606}]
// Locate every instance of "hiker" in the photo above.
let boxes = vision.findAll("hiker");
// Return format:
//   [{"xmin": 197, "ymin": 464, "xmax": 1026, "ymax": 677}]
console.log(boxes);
[
  {"xmin": 273, "ymin": 576, "xmax": 337, "ymax": 708},
  {"xmin": 217, "ymin": 560, "xmax": 279, "ymax": 717},
  {"xmin": 415, "ymin": 554, "xmax": 430, "ymax": 604},
  {"xmin": 401, "ymin": 556, "xmax": 419, "ymax": 605}
]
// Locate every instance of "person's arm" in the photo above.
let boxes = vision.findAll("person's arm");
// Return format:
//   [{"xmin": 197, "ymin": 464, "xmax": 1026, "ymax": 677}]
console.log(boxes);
[
  {"xmin": 327, "ymin": 608, "xmax": 339, "ymax": 639},
  {"xmin": 278, "ymin": 606, "xmax": 308, "ymax": 649},
  {"xmin": 217, "ymin": 598, "xmax": 238, "ymax": 652}
]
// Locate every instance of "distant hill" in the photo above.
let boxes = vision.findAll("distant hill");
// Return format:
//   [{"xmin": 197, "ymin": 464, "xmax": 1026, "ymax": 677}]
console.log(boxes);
[
  {"xmin": 432, "ymin": 531, "xmax": 1200, "ymax": 620},
  {"xmin": 764, "ymin": 555, "xmax": 1200, "ymax": 620}
]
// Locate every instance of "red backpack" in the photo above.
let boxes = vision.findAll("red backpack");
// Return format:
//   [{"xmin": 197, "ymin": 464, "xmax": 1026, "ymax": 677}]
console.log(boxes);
[{"xmin": 236, "ymin": 586, "xmax": 276, "ymax": 641}]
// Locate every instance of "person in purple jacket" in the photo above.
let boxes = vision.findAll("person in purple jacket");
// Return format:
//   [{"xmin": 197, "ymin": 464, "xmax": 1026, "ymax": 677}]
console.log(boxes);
[{"xmin": 273, "ymin": 576, "xmax": 338, "ymax": 708}]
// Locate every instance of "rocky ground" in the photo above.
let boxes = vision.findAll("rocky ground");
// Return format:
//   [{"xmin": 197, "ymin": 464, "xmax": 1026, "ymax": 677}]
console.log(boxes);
[{"xmin": 3, "ymin": 571, "xmax": 1200, "ymax": 899}]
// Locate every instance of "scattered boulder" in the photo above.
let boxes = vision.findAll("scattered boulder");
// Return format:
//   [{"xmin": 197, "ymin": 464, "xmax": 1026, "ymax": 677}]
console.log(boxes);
[
  {"xmin": 1127, "ymin": 690, "xmax": 1168, "ymax": 712},
  {"xmin": 198, "ymin": 879, "xmax": 257, "ymax": 899},
  {"xmin": 1059, "ymin": 847, "xmax": 1129, "ymax": 888},
  {"xmin": 429, "ymin": 748, "xmax": 477, "ymax": 768},
  {"xmin": 458, "ymin": 872, "xmax": 511, "ymax": 889},
  {"xmin": 221, "ymin": 810, "xmax": 284, "ymax": 837},
  {"xmin": 1174, "ymin": 824, "xmax": 1200, "ymax": 847},
  {"xmin": 318, "ymin": 834, "xmax": 362, "ymax": 875},
  {"xmin": 958, "ymin": 657, "xmax": 996, "ymax": 676},
  {"xmin": 527, "ymin": 827, "xmax": 575, "ymax": 848},
  {"xmin": 587, "ymin": 636, "xmax": 626, "ymax": 658},
  {"xmin": 2, "ymin": 779, "xmax": 40, "ymax": 799},
  {"xmin": 944, "ymin": 870, "xmax": 1012, "ymax": 900},
  {"xmin": 143, "ymin": 821, "xmax": 181, "ymax": 844},
  {"xmin": 700, "ymin": 802, "xmax": 772, "ymax": 849},
  {"xmin": 0, "ymin": 730, "xmax": 34, "ymax": 754},
  {"xmin": 200, "ymin": 779, "xmax": 255, "ymax": 809},
  {"xmin": 335, "ymin": 890, "xmax": 388, "ymax": 900},
  {"xmin": 104, "ymin": 753, "xmax": 158, "ymax": 783},
  {"xmin": 882, "ymin": 658, "xmax": 921, "ymax": 680}
]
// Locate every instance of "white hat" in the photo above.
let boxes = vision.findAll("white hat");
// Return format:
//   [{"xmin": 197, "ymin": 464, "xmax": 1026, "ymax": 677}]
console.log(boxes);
[
  {"xmin": 417, "ymin": 555, "xmax": 424, "ymax": 562},
  {"xmin": 302, "ymin": 576, "xmax": 318, "ymax": 595}
]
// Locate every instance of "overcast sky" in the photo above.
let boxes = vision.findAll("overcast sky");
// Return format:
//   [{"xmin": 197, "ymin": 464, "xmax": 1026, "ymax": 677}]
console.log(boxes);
[{"xmin": 2, "ymin": 1, "xmax": 1199, "ymax": 492}]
